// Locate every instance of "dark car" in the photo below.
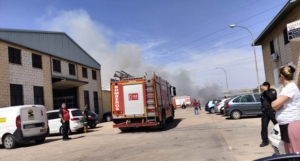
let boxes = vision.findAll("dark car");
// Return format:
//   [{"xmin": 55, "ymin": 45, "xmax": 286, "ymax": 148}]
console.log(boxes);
[
  {"xmin": 87, "ymin": 110, "xmax": 99, "ymax": 128},
  {"xmin": 224, "ymin": 93, "xmax": 262, "ymax": 119},
  {"xmin": 103, "ymin": 111, "xmax": 112, "ymax": 122},
  {"xmin": 205, "ymin": 99, "xmax": 220, "ymax": 113}
]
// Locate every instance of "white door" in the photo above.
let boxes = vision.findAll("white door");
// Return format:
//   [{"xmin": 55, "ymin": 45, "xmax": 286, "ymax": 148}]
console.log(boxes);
[
  {"xmin": 21, "ymin": 106, "xmax": 47, "ymax": 137},
  {"xmin": 47, "ymin": 112, "xmax": 61, "ymax": 134},
  {"xmin": 123, "ymin": 84, "xmax": 145, "ymax": 116}
]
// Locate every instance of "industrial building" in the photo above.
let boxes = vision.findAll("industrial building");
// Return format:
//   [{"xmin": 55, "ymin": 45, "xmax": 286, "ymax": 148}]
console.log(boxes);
[{"xmin": 0, "ymin": 28, "xmax": 103, "ymax": 115}]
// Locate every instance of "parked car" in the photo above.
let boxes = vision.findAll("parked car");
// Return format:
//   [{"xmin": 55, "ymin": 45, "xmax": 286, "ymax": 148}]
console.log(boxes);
[
  {"xmin": 103, "ymin": 111, "xmax": 112, "ymax": 122},
  {"xmin": 87, "ymin": 110, "xmax": 99, "ymax": 128},
  {"xmin": 205, "ymin": 99, "xmax": 220, "ymax": 113},
  {"xmin": 269, "ymin": 124, "xmax": 285, "ymax": 155},
  {"xmin": 223, "ymin": 93, "xmax": 262, "ymax": 119},
  {"xmin": 47, "ymin": 109, "xmax": 84, "ymax": 135},
  {"xmin": 214, "ymin": 98, "xmax": 228, "ymax": 114},
  {"xmin": 0, "ymin": 105, "xmax": 49, "ymax": 149}
]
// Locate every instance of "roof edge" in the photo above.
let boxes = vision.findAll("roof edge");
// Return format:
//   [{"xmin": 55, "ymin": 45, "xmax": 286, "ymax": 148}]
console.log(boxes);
[{"xmin": 254, "ymin": 0, "xmax": 300, "ymax": 45}]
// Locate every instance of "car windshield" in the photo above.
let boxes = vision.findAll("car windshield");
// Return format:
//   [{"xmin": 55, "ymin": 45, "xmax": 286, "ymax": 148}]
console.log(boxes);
[{"xmin": 71, "ymin": 110, "xmax": 82, "ymax": 116}]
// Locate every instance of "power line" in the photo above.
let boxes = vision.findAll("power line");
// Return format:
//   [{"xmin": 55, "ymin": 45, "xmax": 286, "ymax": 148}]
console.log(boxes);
[
  {"xmin": 145, "ymin": 0, "xmax": 261, "ymax": 51},
  {"xmin": 145, "ymin": 16, "xmax": 272, "ymax": 65},
  {"xmin": 142, "ymin": 2, "xmax": 285, "ymax": 62},
  {"xmin": 158, "ymin": 32, "xmax": 260, "ymax": 68}
]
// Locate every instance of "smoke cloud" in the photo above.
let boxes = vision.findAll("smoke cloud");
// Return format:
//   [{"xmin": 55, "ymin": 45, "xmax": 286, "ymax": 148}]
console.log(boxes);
[{"xmin": 37, "ymin": 9, "xmax": 222, "ymax": 102}]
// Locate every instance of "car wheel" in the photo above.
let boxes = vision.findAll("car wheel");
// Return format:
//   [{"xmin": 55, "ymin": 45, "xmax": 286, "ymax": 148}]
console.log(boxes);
[
  {"xmin": 35, "ymin": 138, "xmax": 45, "ymax": 144},
  {"xmin": 90, "ymin": 124, "xmax": 96, "ymax": 128},
  {"xmin": 106, "ymin": 115, "xmax": 112, "ymax": 122},
  {"xmin": 3, "ymin": 135, "xmax": 17, "ymax": 149},
  {"xmin": 210, "ymin": 108, "xmax": 215, "ymax": 114},
  {"xmin": 231, "ymin": 110, "xmax": 241, "ymax": 119}
]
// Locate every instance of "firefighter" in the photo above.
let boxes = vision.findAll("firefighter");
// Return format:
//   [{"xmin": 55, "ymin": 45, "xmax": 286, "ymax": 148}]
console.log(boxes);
[{"xmin": 260, "ymin": 82, "xmax": 278, "ymax": 147}]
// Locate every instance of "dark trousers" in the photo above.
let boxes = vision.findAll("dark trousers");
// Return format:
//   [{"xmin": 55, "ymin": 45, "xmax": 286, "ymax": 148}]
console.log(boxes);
[
  {"xmin": 62, "ymin": 121, "xmax": 70, "ymax": 139},
  {"xmin": 261, "ymin": 109, "xmax": 277, "ymax": 142}
]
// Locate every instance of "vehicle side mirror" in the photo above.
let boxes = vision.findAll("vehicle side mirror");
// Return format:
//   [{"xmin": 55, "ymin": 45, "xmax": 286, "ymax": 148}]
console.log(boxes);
[{"xmin": 173, "ymin": 87, "xmax": 176, "ymax": 96}]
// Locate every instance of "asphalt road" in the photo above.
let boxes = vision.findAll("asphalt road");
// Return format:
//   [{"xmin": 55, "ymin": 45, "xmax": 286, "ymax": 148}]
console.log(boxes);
[{"xmin": 0, "ymin": 108, "xmax": 274, "ymax": 161}]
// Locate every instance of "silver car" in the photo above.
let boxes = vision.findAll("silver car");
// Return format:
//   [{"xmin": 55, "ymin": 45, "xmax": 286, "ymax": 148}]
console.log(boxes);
[{"xmin": 224, "ymin": 93, "xmax": 262, "ymax": 119}]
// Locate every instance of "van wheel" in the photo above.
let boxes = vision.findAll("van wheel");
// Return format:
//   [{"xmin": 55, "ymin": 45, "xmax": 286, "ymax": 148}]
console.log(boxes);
[
  {"xmin": 3, "ymin": 135, "xmax": 17, "ymax": 149},
  {"xmin": 35, "ymin": 138, "xmax": 45, "ymax": 144},
  {"xmin": 231, "ymin": 110, "xmax": 241, "ymax": 119},
  {"xmin": 60, "ymin": 126, "xmax": 71, "ymax": 135}
]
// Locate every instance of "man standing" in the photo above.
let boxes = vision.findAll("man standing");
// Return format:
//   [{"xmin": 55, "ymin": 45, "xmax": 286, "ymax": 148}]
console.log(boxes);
[
  {"xmin": 260, "ymin": 82, "xmax": 277, "ymax": 147},
  {"xmin": 59, "ymin": 103, "xmax": 71, "ymax": 141},
  {"xmin": 193, "ymin": 99, "xmax": 199, "ymax": 115},
  {"xmin": 82, "ymin": 104, "xmax": 89, "ymax": 133}
]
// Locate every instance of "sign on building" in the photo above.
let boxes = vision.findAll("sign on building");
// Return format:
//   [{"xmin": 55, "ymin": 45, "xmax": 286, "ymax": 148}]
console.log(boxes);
[{"xmin": 287, "ymin": 19, "xmax": 300, "ymax": 41}]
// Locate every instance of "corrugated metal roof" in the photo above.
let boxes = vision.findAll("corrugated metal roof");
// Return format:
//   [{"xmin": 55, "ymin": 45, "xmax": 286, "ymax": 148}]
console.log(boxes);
[
  {"xmin": 0, "ymin": 28, "xmax": 101, "ymax": 69},
  {"xmin": 254, "ymin": 0, "xmax": 300, "ymax": 45}
]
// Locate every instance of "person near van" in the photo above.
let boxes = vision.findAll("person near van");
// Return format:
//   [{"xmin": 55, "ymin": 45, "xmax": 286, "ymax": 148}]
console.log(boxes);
[
  {"xmin": 193, "ymin": 99, "xmax": 199, "ymax": 115},
  {"xmin": 82, "ymin": 104, "xmax": 89, "ymax": 133},
  {"xmin": 260, "ymin": 81, "xmax": 278, "ymax": 147},
  {"xmin": 59, "ymin": 103, "xmax": 71, "ymax": 141},
  {"xmin": 271, "ymin": 65, "xmax": 300, "ymax": 153}
]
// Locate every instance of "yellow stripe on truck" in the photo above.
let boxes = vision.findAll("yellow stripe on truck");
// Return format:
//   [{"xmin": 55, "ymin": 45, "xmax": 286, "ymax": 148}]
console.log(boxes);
[{"xmin": 0, "ymin": 117, "xmax": 6, "ymax": 123}]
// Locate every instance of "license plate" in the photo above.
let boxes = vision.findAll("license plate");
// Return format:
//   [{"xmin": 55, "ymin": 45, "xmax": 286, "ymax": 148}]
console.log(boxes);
[
  {"xmin": 24, "ymin": 124, "xmax": 35, "ymax": 129},
  {"xmin": 40, "ymin": 129, "xmax": 45, "ymax": 133}
]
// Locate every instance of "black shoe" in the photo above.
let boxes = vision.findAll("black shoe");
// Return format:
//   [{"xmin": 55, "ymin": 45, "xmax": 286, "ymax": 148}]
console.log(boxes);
[
  {"xmin": 62, "ymin": 139, "xmax": 69, "ymax": 141},
  {"xmin": 67, "ymin": 137, "xmax": 72, "ymax": 140},
  {"xmin": 260, "ymin": 142, "xmax": 269, "ymax": 147}
]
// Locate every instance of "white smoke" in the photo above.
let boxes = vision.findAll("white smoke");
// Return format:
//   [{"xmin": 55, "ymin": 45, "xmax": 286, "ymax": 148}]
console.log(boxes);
[{"xmin": 37, "ymin": 9, "xmax": 222, "ymax": 102}]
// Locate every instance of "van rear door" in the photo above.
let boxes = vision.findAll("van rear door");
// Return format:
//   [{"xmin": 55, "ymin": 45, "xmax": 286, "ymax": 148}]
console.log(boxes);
[{"xmin": 20, "ymin": 105, "xmax": 47, "ymax": 137}]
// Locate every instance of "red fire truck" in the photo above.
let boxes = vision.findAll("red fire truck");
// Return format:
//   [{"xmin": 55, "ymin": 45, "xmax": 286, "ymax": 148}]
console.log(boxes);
[{"xmin": 111, "ymin": 72, "xmax": 176, "ymax": 131}]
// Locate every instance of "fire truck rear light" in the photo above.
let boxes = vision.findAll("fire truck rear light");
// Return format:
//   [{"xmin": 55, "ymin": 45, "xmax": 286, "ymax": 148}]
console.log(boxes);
[{"xmin": 113, "ymin": 111, "xmax": 123, "ymax": 114}]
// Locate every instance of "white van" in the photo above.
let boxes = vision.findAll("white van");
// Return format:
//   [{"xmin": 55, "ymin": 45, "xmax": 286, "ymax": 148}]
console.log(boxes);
[{"xmin": 0, "ymin": 105, "xmax": 49, "ymax": 149}]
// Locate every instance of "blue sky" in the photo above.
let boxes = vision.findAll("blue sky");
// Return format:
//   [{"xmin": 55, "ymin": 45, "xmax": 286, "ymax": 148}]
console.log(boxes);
[{"xmin": 0, "ymin": 0, "xmax": 288, "ymax": 92}]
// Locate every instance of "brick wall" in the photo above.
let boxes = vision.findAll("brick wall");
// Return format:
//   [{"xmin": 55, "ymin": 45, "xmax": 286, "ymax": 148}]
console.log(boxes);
[
  {"xmin": 9, "ymin": 50, "xmax": 44, "ymax": 104},
  {"xmin": 0, "ymin": 41, "xmax": 10, "ymax": 108},
  {"xmin": 260, "ymin": 3, "xmax": 300, "ymax": 87},
  {"xmin": 82, "ymin": 68, "xmax": 98, "ymax": 111},
  {"xmin": 51, "ymin": 57, "xmax": 77, "ymax": 79}
]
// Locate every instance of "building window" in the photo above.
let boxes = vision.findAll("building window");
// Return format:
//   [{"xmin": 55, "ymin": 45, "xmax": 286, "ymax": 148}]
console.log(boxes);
[
  {"xmin": 32, "ymin": 53, "xmax": 42, "ymax": 69},
  {"xmin": 69, "ymin": 63, "xmax": 76, "ymax": 75},
  {"xmin": 270, "ymin": 40, "xmax": 275, "ymax": 54},
  {"xmin": 283, "ymin": 28, "xmax": 290, "ymax": 45},
  {"xmin": 10, "ymin": 84, "xmax": 23, "ymax": 106},
  {"xmin": 82, "ymin": 67, "xmax": 88, "ymax": 78},
  {"xmin": 84, "ymin": 90, "xmax": 90, "ymax": 107},
  {"xmin": 53, "ymin": 59, "xmax": 61, "ymax": 72},
  {"xmin": 34, "ymin": 86, "xmax": 44, "ymax": 105},
  {"xmin": 8, "ymin": 47, "xmax": 21, "ymax": 64},
  {"xmin": 93, "ymin": 92, "xmax": 99, "ymax": 114},
  {"xmin": 92, "ymin": 70, "xmax": 97, "ymax": 80}
]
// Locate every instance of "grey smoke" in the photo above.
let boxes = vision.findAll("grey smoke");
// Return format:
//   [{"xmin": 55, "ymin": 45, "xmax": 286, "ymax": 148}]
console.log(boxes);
[{"xmin": 37, "ymin": 9, "xmax": 222, "ymax": 102}]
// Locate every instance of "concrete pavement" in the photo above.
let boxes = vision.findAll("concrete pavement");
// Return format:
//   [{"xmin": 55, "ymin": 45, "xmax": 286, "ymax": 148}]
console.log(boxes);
[{"xmin": 0, "ymin": 108, "xmax": 274, "ymax": 161}]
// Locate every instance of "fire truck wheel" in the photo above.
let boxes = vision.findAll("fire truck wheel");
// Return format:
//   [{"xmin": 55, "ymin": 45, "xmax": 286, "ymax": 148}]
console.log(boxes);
[
  {"xmin": 167, "ymin": 107, "xmax": 175, "ymax": 122},
  {"xmin": 160, "ymin": 111, "xmax": 166, "ymax": 130}
]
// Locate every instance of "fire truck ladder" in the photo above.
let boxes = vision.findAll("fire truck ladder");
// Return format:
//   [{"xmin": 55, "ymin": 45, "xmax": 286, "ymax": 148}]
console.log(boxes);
[{"xmin": 146, "ymin": 80, "xmax": 156, "ymax": 122}]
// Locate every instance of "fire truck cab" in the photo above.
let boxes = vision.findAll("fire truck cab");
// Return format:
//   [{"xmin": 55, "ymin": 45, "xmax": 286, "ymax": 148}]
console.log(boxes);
[{"xmin": 111, "ymin": 71, "xmax": 176, "ymax": 131}]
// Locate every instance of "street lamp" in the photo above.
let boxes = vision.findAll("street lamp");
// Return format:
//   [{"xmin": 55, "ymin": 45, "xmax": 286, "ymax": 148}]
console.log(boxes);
[
  {"xmin": 230, "ymin": 24, "xmax": 261, "ymax": 93},
  {"xmin": 216, "ymin": 67, "xmax": 228, "ymax": 90}
]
